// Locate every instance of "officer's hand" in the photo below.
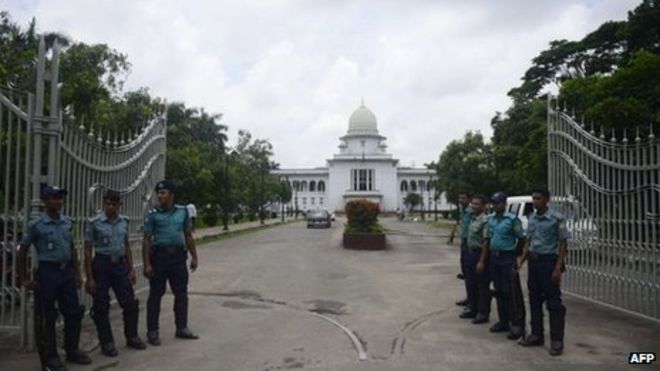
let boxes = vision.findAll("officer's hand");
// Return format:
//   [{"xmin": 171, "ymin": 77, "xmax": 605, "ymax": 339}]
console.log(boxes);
[
  {"xmin": 476, "ymin": 262, "xmax": 485, "ymax": 274},
  {"xmin": 129, "ymin": 269, "xmax": 137, "ymax": 286},
  {"xmin": 190, "ymin": 257, "xmax": 198, "ymax": 272},
  {"xmin": 551, "ymin": 268, "xmax": 562, "ymax": 285},
  {"xmin": 143, "ymin": 264, "xmax": 153, "ymax": 279},
  {"xmin": 85, "ymin": 279, "xmax": 96, "ymax": 296},
  {"xmin": 22, "ymin": 280, "xmax": 38, "ymax": 290}
]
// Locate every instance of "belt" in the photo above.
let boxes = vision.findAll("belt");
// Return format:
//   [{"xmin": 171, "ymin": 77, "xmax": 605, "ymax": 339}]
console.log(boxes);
[
  {"xmin": 492, "ymin": 250, "xmax": 516, "ymax": 257},
  {"xmin": 529, "ymin": 252, "xmax": 558, "ymax": 261},
  {"xmin": 154, "ymin": 245, "xmax": 185, "ymax": 255},
  {"xmin": 95, "ymin": 254, "xmax": 126, "ymax": 265},
  {"xmin": 39, "ymin": 261, "xmax": 72, "ymax": 270}
]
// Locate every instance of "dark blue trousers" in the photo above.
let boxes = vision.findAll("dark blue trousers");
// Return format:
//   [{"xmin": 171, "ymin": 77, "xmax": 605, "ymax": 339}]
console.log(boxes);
[
  {"xmin": 527, "ymin": 257, "xmax": 566, "ymax": 341},
  {"xmin": 91, "ymin": 255, "xmax": 139, "ymax": 344},
  {"xmin": 464, "ymin": 248, "xmax": 491, "ymax": 316},
  {"xmin": 147, "ymin": 249, "xmax": 189, "ymax": 332},
  {"xmin": 460, "ymin": 238, "xmax": 468, "ymax": 297},
  {"xmin": 489, "ymin": 251, "xmax": 516, "ymax": 326},
  {"xmin": 35, "ymin": 263, "xmax": 84, "ymax": 360}
]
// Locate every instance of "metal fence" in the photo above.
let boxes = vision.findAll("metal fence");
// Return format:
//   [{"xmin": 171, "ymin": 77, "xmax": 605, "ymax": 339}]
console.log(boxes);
[
  {"xmin": 547, "ymin": 96, "xmax": 660, "ymax": 321},
  {"xmin": 0, "ymin": 38, "xmax": 167, "ymax": 348},
  {"xmin": 0, "ymin": 85, "xmax": 32, "ymax": 345}
]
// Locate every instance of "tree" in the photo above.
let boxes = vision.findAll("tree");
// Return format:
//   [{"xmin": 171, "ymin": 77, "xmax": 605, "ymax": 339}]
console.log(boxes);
[
  {"xmin": 434, "ymin": 131, "xmax": 499, "ymax": 204},
  {"xmin": 403, "ymin": 193, "xmax": 422, "ymax": 213}
]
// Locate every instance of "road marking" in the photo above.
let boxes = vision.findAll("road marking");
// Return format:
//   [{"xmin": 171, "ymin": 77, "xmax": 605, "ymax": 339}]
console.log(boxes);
[{"xmin": 310, "ymin": 312, "xmax": 368, "ymax": 361}]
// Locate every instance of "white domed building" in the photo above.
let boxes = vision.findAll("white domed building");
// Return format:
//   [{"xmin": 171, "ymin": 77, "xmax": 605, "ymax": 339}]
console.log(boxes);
[{"xmin": 272, "ymin": 102, "xmax": 451, "ymax": 214}]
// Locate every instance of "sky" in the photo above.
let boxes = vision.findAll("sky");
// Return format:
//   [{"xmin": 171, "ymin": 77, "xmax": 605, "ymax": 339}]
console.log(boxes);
[{"xmin": 2, "ymin": 0, "xmax": 640, "ymax": 168}]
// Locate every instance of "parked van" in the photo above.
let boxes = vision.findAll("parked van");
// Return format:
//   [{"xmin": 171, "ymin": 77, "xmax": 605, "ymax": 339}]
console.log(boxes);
[
  {"xmin": 505, "ymin": 195, "xmax": 597, "ymax": 240},
  {"xmin": 506, "ymin": 196, "xmax": 535, "ymax": 233}
]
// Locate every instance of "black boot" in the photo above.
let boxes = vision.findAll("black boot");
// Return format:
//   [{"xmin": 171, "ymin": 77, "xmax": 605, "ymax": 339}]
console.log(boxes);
[
  {"xmin": 123, "ymin": 299, "xmax": 146, "ymax": 349},
  {"xmin": 175, "ymin": 327, "xmax": 199, "ymax": 340},
  {"xmin": 519, "ymin": 333, "xmax": 544, "ymax": 347},
  {"xmin": 43, "ymin": 356, "xmax": 67, "ymax": 371},
  {"xmin": 37, "ymin": 307, "xmax": 60, "ymax": 368},
  {"xmin": 455, "ymin": 298, "xmax": 468, "ymax": 306},
  {"xmin": 100, "ymin": 342, "xmax": 118, "ymax": 357},
  {"xmin": 91, "ymin": 307, "xmax": 115, "ymax": 356},
  {"xmin": 549, "ymin": 302, "xmax": 566, "ymax": 356},
  {"xmin": 64, "ymin": 306, "xmax": 92, "ymax": 365}
]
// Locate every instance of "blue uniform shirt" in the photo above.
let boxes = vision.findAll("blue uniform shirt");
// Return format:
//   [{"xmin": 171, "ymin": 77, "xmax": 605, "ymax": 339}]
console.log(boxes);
[
  {"xmin": 459, "ymin": 205, "xmax": 473, "ymax": 239},
  {"xmin": 487, "ymin": 212, "xmax": 524, "ymax": 251},
  {"xmin": 84, "ymin": 213, "xmax": 129, "ymax": 258},
  {"xmin": 144, "ymin": 205, "xmax": 191, "ymax": 248},
  {"xmin": 527, "ymin": 208, "xmax": 570, "ymax": 254},
  {"xmin": 21, "ymin": 213, "xmax": 73, "ymax": 262}
]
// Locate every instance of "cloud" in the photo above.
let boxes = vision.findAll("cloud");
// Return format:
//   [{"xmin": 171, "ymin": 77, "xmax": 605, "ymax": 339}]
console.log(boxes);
[{"xmin": 3, "ymin": 0, "xmax": 640, "ymax": 168}]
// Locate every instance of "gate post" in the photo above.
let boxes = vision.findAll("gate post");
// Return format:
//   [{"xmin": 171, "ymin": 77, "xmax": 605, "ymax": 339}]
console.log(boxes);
[{"xmin": 24, "ymin": 37, "xmax": 62, "ymax": 350}]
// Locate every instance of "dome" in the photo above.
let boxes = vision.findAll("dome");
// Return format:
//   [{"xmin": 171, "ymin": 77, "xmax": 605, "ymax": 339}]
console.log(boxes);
[{"xmin": 348, "ymin": 102, "xmax": 378, "ymax": 134}]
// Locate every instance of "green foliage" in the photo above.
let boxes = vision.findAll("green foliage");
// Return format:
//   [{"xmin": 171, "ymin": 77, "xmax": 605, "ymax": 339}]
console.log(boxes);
[
  {"xmin": 490, "ymin": 99, "xmax": 548, "ymax": 195},
  {"xmin": 344, "ymin": 199, "xmax": 382, "ymax": 234},
  {"xmin": 403, "ymin": 192, "xmax": 422, "ymax": 212},
  {"xmin": 433, "ymin": 131, "xmax": 499, "ymax": 203},
  {"xmin": 560, "ymin": 50, "xmax": 660, "ymax": 132}
]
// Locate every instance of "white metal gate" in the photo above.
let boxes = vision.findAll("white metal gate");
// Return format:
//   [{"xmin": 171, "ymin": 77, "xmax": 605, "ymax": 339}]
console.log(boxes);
[
  {"xmin": 0, "ymin": 38, "xmax": 167, "ymax": 348},
  {"xmin": 547, "ymin": 96, "xmax": 660, "ymax": 321}
]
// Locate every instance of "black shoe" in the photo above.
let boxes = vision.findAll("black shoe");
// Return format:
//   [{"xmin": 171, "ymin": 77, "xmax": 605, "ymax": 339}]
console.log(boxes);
[
  {"xmin": 489, "ymin": 322, "xmax": 509, "ymax": 333},
  {"xmin": 507, "ymin": 330, "xmax": 523, "ymax": 340},
  {"xmin": 175, "ymin": 328, "xmax": 199, "ymax": 340},
  {"xmin": 519, "ymin": 334, "xmax": 544, "ymax": 347},
  {"xmin": 471, "ymin": 314, "xmax": 489, "ymax": 324},
  {"xmin": 147, "ymin": 331, "xmax": 161, "ymax": 346},
  {"xmin": 459, "ymin": 311, "xmax": 477, "ymax": 319},
  {"xmin": 127, "ymin": 336, "xmax": 147, "ymax": 350},
  {"xmin": 455, "ymin": 298, "xmax": 468, "ymax": 306},
  {"xmin": 100, "ymin": 342, "xmax": 118, "ymax": 357},
  {"xmin": 65, "ymin": 349, "xmax": 92, "ymax": 365},
  {"xmin": 549, "ymin": 341, "xmax": 563, "ymax": 356},
  {"xmin": 456, "ymin": 273, "xmax": 465, "ymax": 280},
  {"xmin": 44, "ymin": 356, "xmax": 67, "ymax": 371}
]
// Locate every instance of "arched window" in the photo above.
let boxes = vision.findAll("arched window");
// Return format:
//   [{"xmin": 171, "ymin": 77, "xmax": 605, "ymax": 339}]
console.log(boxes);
[
  {"xmin": 400, "ymin": 180, "xmax": 408, "ymax": 192},
  {"xmin": 318, "ymin": 181, "xmax": 326, "ymax": 192},
  {"xmin": 419, "ymin": 180, "xmax": 426, "ymax": 192},
  {"xmin": 301, "ymin": 181, "xmax": 307, "ymax": 192},
  {"xmin": 410, "ymin": 180, "xmax": 417, "ymax": 192},
  {"xmin": 292, "ymin": 181, "xmax": 300, "ymax": 192},
  {"xmin": 310, "ymin": 181, "xmax": 316, "ymax": 192}
]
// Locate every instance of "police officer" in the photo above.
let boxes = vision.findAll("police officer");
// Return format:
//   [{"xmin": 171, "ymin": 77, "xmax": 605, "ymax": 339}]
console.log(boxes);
[
  {"xmin": 143, "ymin": 180, "xmax": 199, "ymax": 345},
  {"xmin": 84, "ymin": 190, "xmax": 147, "ymax": 357},
  {"xmin": 18, "ymin": 186, "xmax": 92, "ymax": 371},
  {"xmin": 484, "ymin": 192, "xmax": 525, "ymax": 339},
  {"xmin": 518, "ymin": 188, "xmax": 569, "ymax": 356},
  {"xmin": 462, "ymin": 194, "xmax": 491, "ymax": 324},
  {"xmin": 455, "ymin": 192, "xmax": 472, "ymax": 308}
]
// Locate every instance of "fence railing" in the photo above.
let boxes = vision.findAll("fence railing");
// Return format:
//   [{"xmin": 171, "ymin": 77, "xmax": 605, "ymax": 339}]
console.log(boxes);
[{"xmin": 548, "ymin": 96, "xmax": 660, "ymax": 321}]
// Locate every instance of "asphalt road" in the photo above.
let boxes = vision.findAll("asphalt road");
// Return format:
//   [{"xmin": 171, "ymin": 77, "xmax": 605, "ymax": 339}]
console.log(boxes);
[{"xmin": 2, "ymin": 217, "xmax": 659, "ymax": 370}]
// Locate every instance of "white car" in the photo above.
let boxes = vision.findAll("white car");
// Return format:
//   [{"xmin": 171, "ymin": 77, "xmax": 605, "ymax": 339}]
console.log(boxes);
[{"xmin": 506, "ymin": 195, "xmax": 597, "ymax": 240}]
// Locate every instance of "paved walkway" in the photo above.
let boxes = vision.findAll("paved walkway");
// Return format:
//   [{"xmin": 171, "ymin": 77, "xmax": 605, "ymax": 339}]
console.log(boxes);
[
  {"xmin": 1, "ymin": 217, "xmax": 658, "ymax": 370},
  {"xmin": 193, "ymin": 216, "xmax": 301, "ymax": 240}
]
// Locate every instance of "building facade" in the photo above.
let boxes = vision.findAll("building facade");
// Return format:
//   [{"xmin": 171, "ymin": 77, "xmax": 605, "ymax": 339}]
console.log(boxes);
[{"xmin": 272, "ymin": 103, "xmax": 451, "ymax": 214}]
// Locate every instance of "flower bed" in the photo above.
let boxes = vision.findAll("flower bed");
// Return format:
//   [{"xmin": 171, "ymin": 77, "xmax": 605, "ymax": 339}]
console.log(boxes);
[{"xmin": 343, "ymin": 199, "xmax": 386, "ymax": 250}]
